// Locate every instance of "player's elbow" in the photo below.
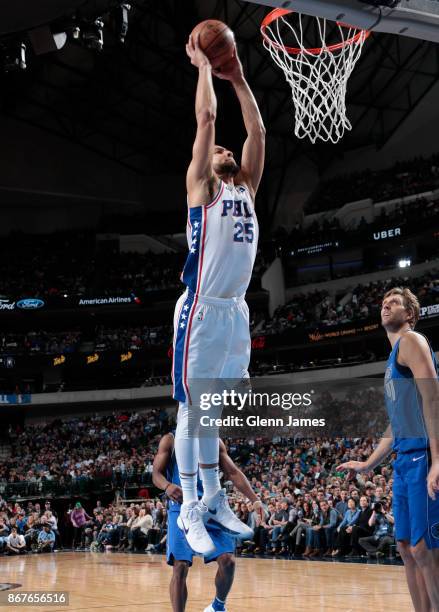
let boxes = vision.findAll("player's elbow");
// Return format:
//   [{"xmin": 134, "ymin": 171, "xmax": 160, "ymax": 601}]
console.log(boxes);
[
  {"xmin": 151, "ymin": 471, "xmax": 160, "ymax": 487},
  {"xmin": 196, "ymin": 109, "xmax": 216, "ymax": 126},
  {"xmin": 251, "ymin": 123, "xmax": 266, "ymax": 139}
]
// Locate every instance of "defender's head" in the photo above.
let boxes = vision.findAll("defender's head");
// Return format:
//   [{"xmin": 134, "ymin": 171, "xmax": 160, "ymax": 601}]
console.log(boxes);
[
  {"xmin": 381, "ymin": 287, "xmax": 420, "ymax": 332},
  {"xmin": 213, "ymin": 145, "xmax": 240, "ymax": 177}
]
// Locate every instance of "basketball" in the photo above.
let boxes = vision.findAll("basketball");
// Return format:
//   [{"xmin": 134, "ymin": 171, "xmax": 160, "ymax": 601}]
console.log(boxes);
[{"xmin": 190, "ymin": 20, "xmax": 235, "ymax": 69}]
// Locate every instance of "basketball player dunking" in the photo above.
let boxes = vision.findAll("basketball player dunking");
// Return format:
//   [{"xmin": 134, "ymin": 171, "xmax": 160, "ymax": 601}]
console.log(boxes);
[
  {"xmin": 153, "ymin": 433, "xmax": 264, "ymax": 612},
  {"xmin": 171, "ymin": 33, "xmax": 265, "ymax": 555},
  {"xmin": 339, "ymin": 287, "xmax": 439, "ymax": 610}
]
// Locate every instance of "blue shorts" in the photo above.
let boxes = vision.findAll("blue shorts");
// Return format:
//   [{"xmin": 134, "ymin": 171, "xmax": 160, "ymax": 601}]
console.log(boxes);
[
  {"xmin": 166, "ymin": 511, "xmax": 235, "ymax": 566},
  {"xmin": 392, "ymin": 451, "xmax": 439, "ymax": 548}
]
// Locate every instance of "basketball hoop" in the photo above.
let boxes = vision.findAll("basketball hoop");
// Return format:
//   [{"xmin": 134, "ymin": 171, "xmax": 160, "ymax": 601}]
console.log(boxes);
[{"xmin": 261, "ymin": 8, "xmax": 370, "ymax": 144}]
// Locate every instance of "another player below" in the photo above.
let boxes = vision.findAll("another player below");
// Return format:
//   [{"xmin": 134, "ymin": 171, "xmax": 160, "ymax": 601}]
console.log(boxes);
[
  {"xmin": 171, "ymin": 30, "xmax": 265, "ymax": 555},
  {"xmin": 153, "ymin": 432, "xmax": 264, "ymax": 612},
  {"xmin": 339, "ymin": 287, "xmax": 439, "ymax": 610}
]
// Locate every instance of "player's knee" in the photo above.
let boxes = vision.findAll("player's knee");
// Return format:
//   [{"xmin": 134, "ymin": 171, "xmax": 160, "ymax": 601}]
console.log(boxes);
[
  {"xmin": 410, "ymin": 540, "xmax": 431, "ymax": 568},
  {"xmin": 217, "ymin": 553, "xmax": 235, "ymax": 575},
  {"xmin": 397, "ymin": 540, "xmax": 415, "ymax": 564},
  {"xmin": 172, "ymin": 561, "xmax": 189, "ymax": 581}
]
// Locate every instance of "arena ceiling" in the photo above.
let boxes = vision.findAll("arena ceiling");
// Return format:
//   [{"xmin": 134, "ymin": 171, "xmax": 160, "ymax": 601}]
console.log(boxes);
[{"xmin": 1, "ymin": 0, "xmax": 438, "ymax": 181}]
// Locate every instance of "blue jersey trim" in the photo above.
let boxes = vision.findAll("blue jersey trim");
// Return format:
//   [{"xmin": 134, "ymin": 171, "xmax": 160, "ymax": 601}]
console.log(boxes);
[
  {"xmin": 181, "ymin": 207, "xmax": 203, "ymax": 293},
  {"xmin": 172, "ymin": 290, "xmax": 196, "ymax": 403}
]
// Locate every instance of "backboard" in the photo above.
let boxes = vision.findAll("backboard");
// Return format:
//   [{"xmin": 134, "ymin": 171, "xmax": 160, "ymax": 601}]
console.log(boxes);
[{"xmin": 245, "ymin": 0, "xmax": 439, "ymax": 43}]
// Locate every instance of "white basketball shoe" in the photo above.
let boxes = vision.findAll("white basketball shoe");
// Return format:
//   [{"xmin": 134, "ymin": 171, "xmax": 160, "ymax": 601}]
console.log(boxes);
[
  {"xmin": 177, "ymin": 501, "xmax": 216, "ymax": 556},
  {"xmin": 203, "ymin": 606, "xmax": 226, "ymax": 612},
  {"xmin": 202, "ymin": 489, "xmax": 254, "ymax": 539}
]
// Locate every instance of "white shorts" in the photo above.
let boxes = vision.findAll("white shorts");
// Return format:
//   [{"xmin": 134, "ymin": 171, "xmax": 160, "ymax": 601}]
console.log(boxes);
[{"xmin": 171, "ymin": 288, "xmax": 251, "ymax": 404}]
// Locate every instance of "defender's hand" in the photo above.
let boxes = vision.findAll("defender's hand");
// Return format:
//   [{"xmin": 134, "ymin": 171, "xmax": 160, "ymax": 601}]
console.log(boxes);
[
  {"xmin": 427, "ymin": 462, "xmax": 439, "ymax": 500},
  {"xmin": 186, "ymin": 33, "xmax": 211, "ymax": 69},
  {"xmin": 165, "ymin": 483, "xmax": 183, "ymax": 503},
  {"xmin": 337, "ymin": 460, "xmax": 369, "ymax": 480}
]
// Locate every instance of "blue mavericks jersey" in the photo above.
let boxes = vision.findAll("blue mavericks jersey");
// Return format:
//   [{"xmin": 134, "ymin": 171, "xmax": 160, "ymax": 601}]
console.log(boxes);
[
  {"xmin": 384, "ymin": 334, "xmax": 438, "ymax": 453},
  {"xmin": 166, "ymin": 446, "xmax": 204, "ymax": 513}
]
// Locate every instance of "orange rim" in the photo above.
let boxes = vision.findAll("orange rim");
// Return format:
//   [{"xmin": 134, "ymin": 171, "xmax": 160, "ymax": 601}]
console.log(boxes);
[{"xmin": 261, "ymin": 7, "xmax": 370, "ymax": 56}]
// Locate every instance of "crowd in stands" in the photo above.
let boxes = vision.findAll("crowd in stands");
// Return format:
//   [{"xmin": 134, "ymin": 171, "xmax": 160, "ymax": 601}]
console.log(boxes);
[
  {"xmin": 68, "ymin": 499, "xmax": 167, "ymax": 553},
  {"xmin": 0, "ymin": 499, "xmax": 60, "ymax": 554},
  {"xmin": 255, "ymin": 270, "xmax": 439, "ymax": 336},
  {"xmin": 276, "ymin": 194, "xmax": 439, "ymax": 254},
  {"xmin": 0, "ymin": 444, "xmax": 395, "ymax": 560},
  {"xmin": 0, "ymin": 231, "xmax": 185, "ymax": 300},
  {"xmin": 306, "ymin": 152, "xmax": 439, "ymax": 213},
  {"xmin": 1, "ymin": 410, "xmax": 168, "ymax": 498},
  {"xmin": 0, "ymin": 497, "xmax": 168, "ymax": 555},
  {"xmin": 0, "ymin": 231, "xmax": 267, "ymax": 301},
  {"xmin": 1, "ymin": 324, "xmax": 173, "ymax": 355},
  {"xmin": 0, "ymin": 390, "xmax": 399, "ymax": 560},
  {"xmin": 2, "ymin": 271, "xmax": 438, "ymax": 359}
]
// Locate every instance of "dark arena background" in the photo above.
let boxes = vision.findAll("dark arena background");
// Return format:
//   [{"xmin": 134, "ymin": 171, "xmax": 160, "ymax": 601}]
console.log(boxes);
[{"xmin": 1, "ymin": 1, "xmax": 439, "ymax": 610}]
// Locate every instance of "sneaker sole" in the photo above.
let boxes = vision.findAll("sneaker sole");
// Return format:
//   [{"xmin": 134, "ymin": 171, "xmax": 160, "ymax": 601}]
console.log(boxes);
[
  {"xmin": 206, "ymin": 517, "xmax": 253, "ymax": 539},
  {"xmin": 177, "ymin": 516, "xmax": 216, "ymax": 556}
]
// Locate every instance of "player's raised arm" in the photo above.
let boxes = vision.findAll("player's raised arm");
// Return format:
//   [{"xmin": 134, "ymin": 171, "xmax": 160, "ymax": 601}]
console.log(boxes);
[
  {"xmin": 213, "ymin": 48, "xmax": 265, "ymax": 200},
  {"xmin": 186, "ymin": 34, "xmax": 217, "ymax": 206},
  {"xmin": 218, "ymin": 440, "xmax": 264, "ymax": 522}
]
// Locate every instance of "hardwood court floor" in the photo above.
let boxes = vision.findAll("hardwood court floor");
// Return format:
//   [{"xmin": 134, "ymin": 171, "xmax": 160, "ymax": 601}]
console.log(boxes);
[{"xmin": 2, "ymin": 552, "xmax": 412, "ymax": 612}]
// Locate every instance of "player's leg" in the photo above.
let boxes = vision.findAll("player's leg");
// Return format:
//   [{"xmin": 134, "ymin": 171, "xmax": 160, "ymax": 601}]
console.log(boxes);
[
  {"xmin": 194, "ymin": 301, "xmax": 232, "ymax": 506},
  {"xmin": 203, "ymin": 526, "xmax": 236, "ymax": 612},
  {"xmin": 173, "ymin": 292, "xmax": 200, "ymax": 507},
  {"xmin": 201, "ymin": 299, "xmax": 253, "ymax": 539},
  {"xmin": 207, "ymin": 553, "xmax": 236, "ymax": 612},
  {"xmin": 400, "ymin": 452, "xmax": 439, "ymax": 609},
  {"xmin": 170, "ymin": 560, "xmax": 190, "ymax": 612},
  {"xmin": 410, "ymin": 540, "xmax": 439, "ymax": 608},
  {"xmin": 409, "ymin": 453, "xmax": 439, "ymax": 607},
  {"xmin": 398, "ymin": 540, "xmax": 432, "ymax": 612},
  {"xmin": 172, "ymin": 292, "xmax": 217, "ymax": 554},
  {"xmin": 167, "ymin": 510, "xmax": 194, "ymax": 611}
]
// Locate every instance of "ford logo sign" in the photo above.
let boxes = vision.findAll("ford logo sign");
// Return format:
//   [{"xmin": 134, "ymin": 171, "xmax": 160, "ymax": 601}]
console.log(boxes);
[{"xmin": 17, "ymin": 298, "xmax": 45, "ymax": 310}]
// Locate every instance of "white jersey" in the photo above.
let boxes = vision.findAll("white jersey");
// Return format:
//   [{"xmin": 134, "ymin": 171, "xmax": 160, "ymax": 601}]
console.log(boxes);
[{"xmin": 181, "ymin": 180, "xmax": 259, "ymax": 299}]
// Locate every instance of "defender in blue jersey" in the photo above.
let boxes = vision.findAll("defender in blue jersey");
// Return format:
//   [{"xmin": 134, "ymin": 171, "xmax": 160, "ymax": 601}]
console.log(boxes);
[
  {"xmin": 339, "ymin": 287, "xmax": 439, "ymax": 610},
  {"xmin": 153, "ymin": 432, "xmax": 264, "ymax": 612}
]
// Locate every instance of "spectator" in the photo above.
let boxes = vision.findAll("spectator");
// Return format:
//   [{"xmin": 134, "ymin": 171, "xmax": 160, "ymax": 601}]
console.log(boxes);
[
  {"xmin": 5, "ymin": 527, "xmax": 26, "ymax": 555},
  {"xmin": 70, "ymin": 502, "xmax": 92, "ymax": 549},
  {"xmin": 37, "ymin": 525, "xmax": 55, "ymax": 553},
  {"xmin": 128, "ymin": 508, "xmax": 153, "ymax": 552},
  {"xmin": 303, "ymin": 501, "xmax": 322, "ymax": 557},
  {"xmin": 0, "ymin": 518, "xmax": 10, "ymax": 552},
  {"xmin": 269, "ymin": 500, "xmax": 289, "ymax": 553},
  {"xmin": 96, "ymin": 516, "xmax": 117, "ymax": 550},
  {"xmin": 346, "ymin": 495, "xmax": 374, "ymax": 557},
  {"xmin": 317, "ymin": 500, "xmax": 339, "ymax": 557},
  {"xmin": 288, "ymin": 501, "xmax": 313, "ymax": 555},
  {"xmin": 333, "ymin": 498, "xmax": 360, "ymax": 557},
  {"xmin": 359, "ymin": 500, "xmax": 395, "ymax": 558}
]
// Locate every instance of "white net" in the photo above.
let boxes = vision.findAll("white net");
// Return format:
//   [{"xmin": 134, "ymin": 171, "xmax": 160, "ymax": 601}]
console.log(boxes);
[{"xmin": 262, "ymin": 13, "xmax": 369, "ymax": 144}]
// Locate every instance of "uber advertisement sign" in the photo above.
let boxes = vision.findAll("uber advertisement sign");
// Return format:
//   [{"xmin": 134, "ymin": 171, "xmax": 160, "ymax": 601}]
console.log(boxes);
[{"xmin": 372, "ymin": 227, "xmax": 401, "ymax": 241}]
